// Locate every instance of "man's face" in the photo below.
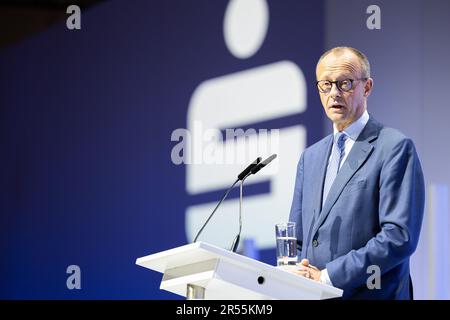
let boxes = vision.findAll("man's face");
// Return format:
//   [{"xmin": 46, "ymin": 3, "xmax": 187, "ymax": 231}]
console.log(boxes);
[{"xmin": 316, "ymin": 51, "xmax": 373, "ymax": 130}]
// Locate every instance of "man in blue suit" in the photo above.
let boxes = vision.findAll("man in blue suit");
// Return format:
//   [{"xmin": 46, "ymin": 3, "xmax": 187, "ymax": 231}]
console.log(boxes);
[{"xmin": 289, "ymin": 47, "xmax": 425, "ymax": 299}]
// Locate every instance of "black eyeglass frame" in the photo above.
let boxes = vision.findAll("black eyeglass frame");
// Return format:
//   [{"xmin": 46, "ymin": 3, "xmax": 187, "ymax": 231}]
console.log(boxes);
[{"xmin": 316, "ymin": 78, "xmax": 368, "ymax": 93}]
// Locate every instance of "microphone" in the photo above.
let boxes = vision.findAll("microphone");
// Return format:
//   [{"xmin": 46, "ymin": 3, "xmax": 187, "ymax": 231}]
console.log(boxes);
[
  {"xmin": 237, "ymin": 157, "xmax": 261, "ymax": 180},
  {"xmin": 230, "ymin": 153, "xmax": 278, "ymax": 253},
  {"xmin": 250, "ymin": 154, "xmax": 277, "ymax": 175},
  {"xmin": 192, "ymin": 157, "xmax": 263, "ymax": 244}
]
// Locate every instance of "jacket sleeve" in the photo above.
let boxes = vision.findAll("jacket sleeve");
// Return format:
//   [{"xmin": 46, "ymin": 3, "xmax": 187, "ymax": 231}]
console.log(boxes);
[
  {"xmin": 289, "ymin": 152, "xmax": 305, "ymax": 254},
  {"xmin": 326, "ymin": 138, "xmax": 425, "ymax": 291}
]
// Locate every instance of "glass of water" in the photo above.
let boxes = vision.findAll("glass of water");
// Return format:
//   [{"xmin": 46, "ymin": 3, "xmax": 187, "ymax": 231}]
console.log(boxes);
[{"xmin": 275, "ymin": 222, "xmax": 298, "ymax": 269}]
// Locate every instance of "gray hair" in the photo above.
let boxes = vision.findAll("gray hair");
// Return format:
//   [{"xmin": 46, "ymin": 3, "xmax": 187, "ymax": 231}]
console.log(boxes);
[{"xmin": 317, "ymin": 46, "xmax": 371, "ymax": 78}]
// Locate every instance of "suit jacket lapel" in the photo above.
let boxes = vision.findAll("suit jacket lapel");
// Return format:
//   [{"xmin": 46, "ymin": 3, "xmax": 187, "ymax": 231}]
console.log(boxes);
[
  {"xmin": 313, "ymin": 136, "xmax": 333, "ymax": 221},
  {"xmin": 301, "ymin": 135, "xmax": 332, "ymax": 249},
  {"xmin": 311, "ymin": 118, "xmax": 380, "ymax": 236}
]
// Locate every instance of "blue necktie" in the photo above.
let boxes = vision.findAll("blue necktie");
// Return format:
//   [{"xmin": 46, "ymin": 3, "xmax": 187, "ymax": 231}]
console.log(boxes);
[{"xmin": 322, "ymin": 132, "xmax": 347, "ymax": 208}]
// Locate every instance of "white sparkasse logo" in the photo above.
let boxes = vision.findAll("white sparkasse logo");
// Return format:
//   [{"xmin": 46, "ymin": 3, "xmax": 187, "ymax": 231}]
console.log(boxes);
[{"xmin": 184, "ymin": 0, "xmax": 307, "ymax": 250}]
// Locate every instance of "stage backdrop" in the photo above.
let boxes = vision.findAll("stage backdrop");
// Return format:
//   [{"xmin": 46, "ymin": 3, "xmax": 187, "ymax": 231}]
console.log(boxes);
[{"xmin": 0, "ymin": 0, "xmax": 324, "ymax": 299}]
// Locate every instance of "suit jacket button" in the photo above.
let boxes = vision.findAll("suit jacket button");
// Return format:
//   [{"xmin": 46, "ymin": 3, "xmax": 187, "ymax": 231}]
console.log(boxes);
[{"xmin": 312, "ymin": 239, "xmax": 318, "ymax": 247}]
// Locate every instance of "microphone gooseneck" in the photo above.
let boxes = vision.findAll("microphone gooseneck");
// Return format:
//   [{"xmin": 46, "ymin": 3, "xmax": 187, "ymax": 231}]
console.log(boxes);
[
  {"xmin": 193, "ymin": 157, "xmax": 261, "ymax": 244},
  {"xmin": 193, "ymin": 178, "xmax": 239, "ymax": 243},
  {"xmin": 230, "ymin": 154, "xmax": 278, "ymax": 253},
  {"xmin": 193, "ymin": 154, "xmax": 277, "ymax": 253}
]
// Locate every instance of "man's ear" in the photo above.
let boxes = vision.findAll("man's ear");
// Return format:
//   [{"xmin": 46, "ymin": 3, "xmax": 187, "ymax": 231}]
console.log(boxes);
[{"xmin": 364, "ymin": 78, "xmax": 374, "ymax": 97}]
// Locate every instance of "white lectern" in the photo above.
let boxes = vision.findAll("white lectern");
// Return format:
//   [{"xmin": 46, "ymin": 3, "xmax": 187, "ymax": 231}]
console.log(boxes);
[{"xmin": 136, "ymin": 241, "xmax": 343, "ymax": 300}]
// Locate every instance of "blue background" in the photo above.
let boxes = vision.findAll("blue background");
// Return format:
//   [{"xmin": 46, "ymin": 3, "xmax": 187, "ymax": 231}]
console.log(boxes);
[{"xmin": 0, "ymin": 0, "xmax": 325, "ymax": 299}]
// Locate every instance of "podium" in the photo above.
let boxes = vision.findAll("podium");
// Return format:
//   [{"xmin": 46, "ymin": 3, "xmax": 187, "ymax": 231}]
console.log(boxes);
[{"xmin": 136, "ymin": 241, "xmax": 343, "ymax": 300}]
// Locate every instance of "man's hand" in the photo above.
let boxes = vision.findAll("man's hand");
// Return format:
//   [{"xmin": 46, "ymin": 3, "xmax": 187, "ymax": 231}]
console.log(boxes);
[{"xmin": 292, "ymin": 259, "xmax": 322, "ymax": 282}]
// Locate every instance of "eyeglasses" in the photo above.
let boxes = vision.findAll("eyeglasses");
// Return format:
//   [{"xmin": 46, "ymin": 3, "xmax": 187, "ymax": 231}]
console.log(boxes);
[{"xmin": 316, "ymin": 78, "xmax": 367, "ymax": 93}]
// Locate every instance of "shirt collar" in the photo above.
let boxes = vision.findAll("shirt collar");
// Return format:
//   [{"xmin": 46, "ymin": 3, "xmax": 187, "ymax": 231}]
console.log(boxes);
[{"xmin": 333, "ymin": 110, "xmax": 369, "ymax": 141}]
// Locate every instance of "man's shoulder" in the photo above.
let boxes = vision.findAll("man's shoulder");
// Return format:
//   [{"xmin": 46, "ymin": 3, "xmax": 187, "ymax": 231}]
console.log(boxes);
[
  {"xmin": 303, "ymin": 134, "xmax": 331, "ymax": 156},
  {"xmin": 376, "ymin": 122, "xmax": 415, "ymax": 148},
  {"xmin": 365, "ymin": 118, "xmax": 419, "ymax": 160}
]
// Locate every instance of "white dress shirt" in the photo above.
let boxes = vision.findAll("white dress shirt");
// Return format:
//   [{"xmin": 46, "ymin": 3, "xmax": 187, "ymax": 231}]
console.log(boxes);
[{"xmin": 320, "ymin": 110, "xmax": 370, "ymax": 286}]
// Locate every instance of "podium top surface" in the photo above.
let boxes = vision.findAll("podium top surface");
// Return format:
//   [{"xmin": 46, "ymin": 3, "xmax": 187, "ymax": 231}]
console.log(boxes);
[{"xmin": 137, "ymin": 241, "xmax": 269, "ymax": 273}]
